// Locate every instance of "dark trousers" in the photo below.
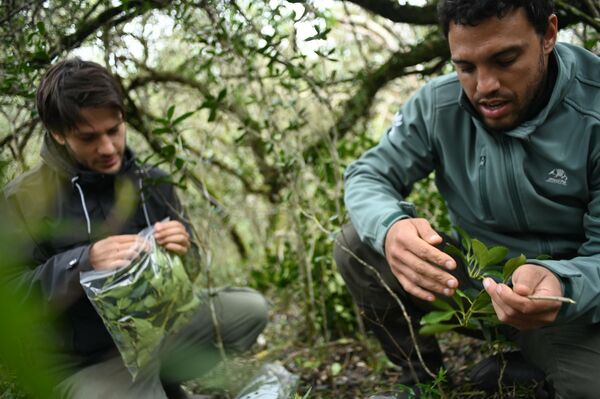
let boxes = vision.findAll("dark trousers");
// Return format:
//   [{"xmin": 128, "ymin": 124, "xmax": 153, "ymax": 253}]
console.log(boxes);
[{"xmin": 334, "ymin": 223, "xmax": 600, "ymax": 398}]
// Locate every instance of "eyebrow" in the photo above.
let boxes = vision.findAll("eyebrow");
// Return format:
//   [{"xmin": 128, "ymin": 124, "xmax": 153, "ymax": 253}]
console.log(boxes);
[{"xmin": 451, "ymin": 45, "xmax": 524, "ymax": 65}]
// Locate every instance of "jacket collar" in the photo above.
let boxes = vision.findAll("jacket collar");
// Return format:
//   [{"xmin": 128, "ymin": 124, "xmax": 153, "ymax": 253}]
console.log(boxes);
[{"xmin": 458, "ymin": 43, "xmax": 574, "ymax": 140}]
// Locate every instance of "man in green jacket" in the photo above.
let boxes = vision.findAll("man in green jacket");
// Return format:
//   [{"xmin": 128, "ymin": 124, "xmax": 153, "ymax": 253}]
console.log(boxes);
[{"xmin": 334, "ymin": 0, "xmax": 600, "ymax": 397}]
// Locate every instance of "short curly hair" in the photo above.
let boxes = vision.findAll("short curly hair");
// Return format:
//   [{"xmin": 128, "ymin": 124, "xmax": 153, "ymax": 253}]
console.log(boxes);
[
  {"xmin": 438, "ymin": 0, "xmax": 555, "ymax": 37},
  {"xmin": 36, "ymin": 58, "xmax": 124, "ymax": 135}
]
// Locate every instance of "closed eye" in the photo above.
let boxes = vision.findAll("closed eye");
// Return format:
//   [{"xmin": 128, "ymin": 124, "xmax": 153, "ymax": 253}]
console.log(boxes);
[
  {"xmin": 79, "ymin": 135, "xmax": 96, "ymax": 143},
  {"xmin": 497, "ymin": 57, "xmax": 517, "ymax": 67}
]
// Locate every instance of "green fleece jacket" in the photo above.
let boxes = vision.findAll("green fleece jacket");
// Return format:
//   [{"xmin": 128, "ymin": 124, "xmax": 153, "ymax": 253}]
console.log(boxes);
[{"xmin": 344, "ymin": 42, "xmax": 600, "ymax": 324}]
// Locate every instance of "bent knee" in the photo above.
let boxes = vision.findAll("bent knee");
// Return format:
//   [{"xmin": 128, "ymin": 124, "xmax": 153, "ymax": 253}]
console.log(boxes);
[{"xmin": 221, "ymin": 288, "xmax": 269, "ymax": 352}]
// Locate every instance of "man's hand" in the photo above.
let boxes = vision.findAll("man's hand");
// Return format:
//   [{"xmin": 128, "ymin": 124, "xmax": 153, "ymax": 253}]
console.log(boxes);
[
  {"xmin": 385, "ymin": 218, "xmax": 458, "ymax": 302},
  {"xmin": 90, "ymin": 235, "xmax": 148, "ymax": 271},
  {"xmin": 483, "ymin": 264, "xmax": 563, "ymax": 330},
  {"xmin": 154, "ymin": 220, "xmax": 190, "ymax": 256}
]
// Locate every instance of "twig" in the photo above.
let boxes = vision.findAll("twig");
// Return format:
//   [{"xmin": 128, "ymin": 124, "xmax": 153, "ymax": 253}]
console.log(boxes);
[{"xmin": 527, "ymin": 295, "xmax": 576, "ymax": 304}]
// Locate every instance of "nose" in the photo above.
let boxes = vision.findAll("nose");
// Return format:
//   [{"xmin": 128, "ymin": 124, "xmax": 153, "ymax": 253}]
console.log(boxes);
[
  {"xmin": 97, "ymin": 134, "xmax": 116, "ymax": 155},
  {"xmin": 476, "ymin": 68, "xmax": 500, "ymax": 96}
]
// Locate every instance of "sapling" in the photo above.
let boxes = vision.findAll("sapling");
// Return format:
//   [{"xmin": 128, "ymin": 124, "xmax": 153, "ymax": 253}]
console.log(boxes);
[{"xmin": 420, "ymin": 227, "xmax": 574, "ymax": 336}]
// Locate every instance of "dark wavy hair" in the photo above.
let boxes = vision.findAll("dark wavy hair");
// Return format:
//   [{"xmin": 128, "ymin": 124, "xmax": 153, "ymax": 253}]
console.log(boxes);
[
  {"xmin": 36, "ymin": 58, "xmax": 124, "ymax": 135},
  {"xmin": 438, "ymin": 0, "xmax": 555, "ymax": 37}
]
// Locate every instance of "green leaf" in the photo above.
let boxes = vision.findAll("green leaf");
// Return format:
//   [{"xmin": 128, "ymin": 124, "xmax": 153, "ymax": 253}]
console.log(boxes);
[
  {"xmin": 217, "ymin": 88, "xmax": 227, "ymax": 102},
  {"xmin": 482, "ymin": 270, "xmax": 503, "ymax": 281},
  {"xmin": 471, "ymin": 239, "xmax": 488, "ymax": 268},
  {"xmin": 36, "ymin": 22, "xmax": 46, "ymax": 35},
  {"xmin": 430, "ymin": 298, "xmax": 453, "ymax": 311},
  {"xmin": 454, "ymin": 226, "xmax": 472, "ymax": 249},
  {"xmin": 167, "ymin": 105, "xmax": 175, "ymax": 120},
  {"xmin": 208, "ymin": 107, "xmax": 218, "ymax": 122},
  {"xmin": 172, "ymin": 111, "xmax": 195, "ymax": 126},
  {"xmin": 143, "ymin": 296, "xmax": 157, "ymax": 308},
  {"xmin": 444, "ymin": 244, "xmax": 467, "ymax": 265},
  {"xmin": 160, "ymin": 145, "xmax": 176, "ymax": 160},
  {"xmin": 419, "ymin": 323, "xmax": 459, "ymax": 335},
  {"xmin": 470, "ymin": 291, "xmax": 493, "ymax": 313},
  {"xmin": 421, "ymin": 310, "xmax": 454, "ymax": 325},
  {"xmin": 462, "ymin": 287, "xmax": 481, "ymax": 301},
  {"xmin": 584, "ymin": 38, "xmax": 598, "ymax": 50},
  {"xmin": 502, "ymin": 254, "xmax": 527, "ymax": 281},
  {"xmin": 480, "ymin": 246, "xmax": 508, "ymax": 268},
  {"xmin": 152, "ymin": 127, "xmax": 172, "ymax": 135},
  {"xmin": 453, "ymin": 289, "xmax": 471, "ymax": 311}
]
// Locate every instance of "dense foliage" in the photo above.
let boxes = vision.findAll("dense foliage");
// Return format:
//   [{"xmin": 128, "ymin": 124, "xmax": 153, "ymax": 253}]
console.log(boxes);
[{"xmin": 1, "ymin": 0, "xmax": 598, "ymax": 397}]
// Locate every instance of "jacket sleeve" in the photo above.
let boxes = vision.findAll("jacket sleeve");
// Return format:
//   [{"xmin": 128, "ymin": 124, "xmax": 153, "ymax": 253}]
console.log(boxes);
[
  {"xmin": 528, "ymin": 125, "xmax": 600, "ymax": 324},
  {"xmin": 1, "ymin": 193, "xmax": 93, "ymax": 311},
  {"xmin": 344, "ymin": 85, "xmax": 438, "ymax": 255}
]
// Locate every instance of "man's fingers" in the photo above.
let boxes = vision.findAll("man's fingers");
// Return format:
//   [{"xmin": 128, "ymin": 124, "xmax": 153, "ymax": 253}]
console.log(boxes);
[
  {"xmin": 156, "ymin": 233, "xmax": 189, "ymax": 246},
  {"xmin": 109, "ymin": 234, "xmax": 141, "ymax": 243},
  {"xmin": 402, "ymin": 222, "xmax": 456, "ymax": 270},
  {"xmin": 163, "ymin": 242, "xmax": 188, "ymax": 255},
  {"xmin": 391, "ymin": 251, "xmax": 457, "ymax": 295},
  {"xmin": 397, "ymin": 236, "xmax": 456, "ymax": 271},
  {"xmin": 412, "ymin": 219, "xmax": 442, "ymax": 245},
  {"xmin": 395, "ymin": 274, "xmax": 437, "ymax": 302},
  {"xmin": 155, "ymin": 221, "xmax": 188, "ymax": 235},
  {"xmin": 483, "ymin": 278, "xmax": 559, "ymax": 329},
  {"xmin": 155, "ymin": 226, "xmax": 188, "ymax": 238}
]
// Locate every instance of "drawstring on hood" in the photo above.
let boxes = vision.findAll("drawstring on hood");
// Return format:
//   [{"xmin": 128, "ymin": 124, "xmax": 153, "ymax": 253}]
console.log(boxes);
[
  {"xmin": 70, "ymin": 173, "xmax": 152, "ymax": 238},
  {"xmin": 71, "ymin": 176, "xmax": 92, "ymax": 236}
]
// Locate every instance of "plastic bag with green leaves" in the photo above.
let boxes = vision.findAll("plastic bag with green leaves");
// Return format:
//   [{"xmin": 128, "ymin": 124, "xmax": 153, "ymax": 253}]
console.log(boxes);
[{"xmin": 80, "ymin": 225, "xmax": 201, "ymax": 380}]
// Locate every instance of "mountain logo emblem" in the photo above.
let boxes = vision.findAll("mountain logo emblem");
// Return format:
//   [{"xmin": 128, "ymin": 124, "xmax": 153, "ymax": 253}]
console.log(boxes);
[{"xmin": 546, "ymin": 168, "xmax": 568, "ymax": 186}]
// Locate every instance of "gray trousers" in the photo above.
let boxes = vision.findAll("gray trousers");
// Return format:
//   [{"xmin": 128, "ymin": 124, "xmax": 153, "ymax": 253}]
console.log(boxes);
[
  {"xmin": 55, "ymin": 287, "xmax": 268, "ymax": 399},
  {"xmin": 334, "ymin": 223, "xmax": 600, "ymax": 399}
]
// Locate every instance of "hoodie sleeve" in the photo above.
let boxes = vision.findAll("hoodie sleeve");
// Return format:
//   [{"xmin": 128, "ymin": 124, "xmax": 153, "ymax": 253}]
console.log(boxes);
[
  {"xmin": 527, "ymin": 123, "xmax": 600, "ymax": 324},
  {"xmin": 344, "ymin": 84, "xmax": 438, "ymax": 255},
  {"xmin": 1, "ymin": 191, "xmax": 93, "ymax": 311}
]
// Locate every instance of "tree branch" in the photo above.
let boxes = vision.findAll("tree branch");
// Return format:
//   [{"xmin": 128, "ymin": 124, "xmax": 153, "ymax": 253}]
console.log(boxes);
[
  {"xmin": 343, "ymin": 0, "xmax": 438, "ymax": 25},
  {"xmin": 304, "ymin": 34, "xmax": 450, "ymax": 162},
  {"xmin": 48, "ymin": 0, "xmax": 170, "ymax": 60},
  {"xmin": 555, "ymin": 0, "xmax": 600, "ymax": 32},
  {"xmin": 129, "ymin": 68, "xmax": 286, "ymax": 202}
]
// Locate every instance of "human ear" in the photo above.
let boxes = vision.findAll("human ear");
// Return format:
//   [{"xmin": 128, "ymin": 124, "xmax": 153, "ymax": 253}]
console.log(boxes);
[
  {"xmin": 50, "ymin": 131, "xmax": 66, "ymax": 145},
  {"xmin": 542, "ymin": 14, "xmax": 558, "ymax": 55}
]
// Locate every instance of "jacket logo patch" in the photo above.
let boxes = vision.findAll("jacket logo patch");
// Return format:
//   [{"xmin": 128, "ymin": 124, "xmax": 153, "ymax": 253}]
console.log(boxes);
[{"xmin": 546, "ymin": 168, "xmax": 568, "ymax": 186}]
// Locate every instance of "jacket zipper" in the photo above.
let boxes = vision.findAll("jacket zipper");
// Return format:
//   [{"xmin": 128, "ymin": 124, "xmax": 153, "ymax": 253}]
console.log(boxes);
[
  {"xmin": 540, "ymin": 237, "xmax": 551, "ymax": 257},
  {"xmin": 501, "ymin": 137, "xmax": 528, "ymax": 230},
  {"xmin": 479, "ymin": 155, "xmax": 493, "ymax": 220}
]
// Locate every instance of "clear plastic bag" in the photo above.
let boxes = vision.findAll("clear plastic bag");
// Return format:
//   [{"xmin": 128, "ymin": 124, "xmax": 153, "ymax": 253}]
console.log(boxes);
[
  {"xmin": 80, "ymin": 225, "xmax": 201, "ymax": 380},
  {"xmin": 235, "ymin": 363, "xmax": 299, "ymax": 399}
]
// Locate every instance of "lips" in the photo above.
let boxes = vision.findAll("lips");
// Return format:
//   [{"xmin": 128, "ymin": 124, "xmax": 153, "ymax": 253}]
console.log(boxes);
[
  {"xmin": 99, "ymin": 157, "xmax": 119, "ymax": 169},
  {"xmin": 478, "ymin": 99, "xmax": 511, "ymax": 120}
]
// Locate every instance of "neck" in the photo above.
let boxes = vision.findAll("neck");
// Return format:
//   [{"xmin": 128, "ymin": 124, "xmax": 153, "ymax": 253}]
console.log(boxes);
[{"xmin": 524, "ymin": 52, "xmax": 557, "ymax": 122}]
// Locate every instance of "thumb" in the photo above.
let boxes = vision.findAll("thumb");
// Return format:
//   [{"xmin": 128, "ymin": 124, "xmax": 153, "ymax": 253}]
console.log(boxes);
[
  {"xmin": 511, "ymin": 265, "xmax": 540, "ymax": 296},
  {"xmin": 412, "ymin": 219, "xmax": 442, "ymax": 245}
]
